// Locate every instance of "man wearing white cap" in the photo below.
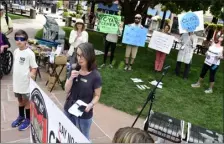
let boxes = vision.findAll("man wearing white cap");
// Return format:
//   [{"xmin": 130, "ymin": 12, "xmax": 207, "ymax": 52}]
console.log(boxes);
[
  {"xmin": 0, "ymin": 5, "xmax": 13, "ymax": 35},
  {"xmin": 124, "ymin": 14, "xmax": 143, "ymax": 71}
]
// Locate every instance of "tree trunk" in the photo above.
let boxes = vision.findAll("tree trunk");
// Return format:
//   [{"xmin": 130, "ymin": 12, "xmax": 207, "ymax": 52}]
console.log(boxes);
[
  {"xmin": 160, "ymin": 11, "xmax": 166, "ymax": 30},
  {"xmin": 90, "ymin": 1, "xmax": 95, "ymax": 13},
  {"xmin": 211, "ymin": 17, "xmax": 218, "ymax": 24}
]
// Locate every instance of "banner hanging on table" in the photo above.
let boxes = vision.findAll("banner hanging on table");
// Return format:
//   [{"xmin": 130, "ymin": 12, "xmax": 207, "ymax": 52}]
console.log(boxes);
[
  {"xmin": 97, "ymin": 13, "xmax": 121, "ymax": 34},
  {"xmin": 178, "ymin": 11, "xmax": 204, "ymax": 34},
  {"xmin": 148, "ymin": 31, "xmax": 175, "ymax": 54},
  {"xmin": 29, "ymin": 79, "xmax": 89, "ymax": 143},
  {"xmin": 122, "ymin": 25, "xmax": 148, "ymax": 47}
]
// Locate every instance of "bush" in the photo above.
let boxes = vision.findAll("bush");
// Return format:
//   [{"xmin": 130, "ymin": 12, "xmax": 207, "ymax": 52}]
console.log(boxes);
[
  {"xmin": 57, "ymin": 1, "xmax": 63, "ymax": 9},
  {"xmin": 63, "ymin": 12, "xmax": 69, "ymax": 17}
]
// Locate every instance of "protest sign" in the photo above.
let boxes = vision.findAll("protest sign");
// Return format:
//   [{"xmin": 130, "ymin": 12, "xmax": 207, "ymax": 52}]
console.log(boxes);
[
  {"xmin": 122, "ymin": 25, "xmax": 147, "ymax": 47},
  {"xmin": 97, "ymin": 13, "xmax": 121, "ymax": 34},
  {"xmin": 30, "ymin": 79, "xmax": 90, "ymax": 143},
  {"xmin": 178, "ymin": 11, "xmax": 204, "ymax": 33},
  {"xmin": 148, "ymin": 31, "xmax": 175, "ymax": 54}
]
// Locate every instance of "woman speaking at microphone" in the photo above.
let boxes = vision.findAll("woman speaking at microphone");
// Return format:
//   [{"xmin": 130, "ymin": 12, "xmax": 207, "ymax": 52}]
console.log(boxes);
[{"xmin": 63, "ymin": 43, "xmax": 102, "ymax": 140}]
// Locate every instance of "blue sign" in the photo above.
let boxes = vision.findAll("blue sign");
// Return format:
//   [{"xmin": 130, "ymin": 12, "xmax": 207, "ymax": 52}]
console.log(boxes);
[
  {"xmin": 122, "ymin": 25, "xmax": 147, "ymax": 47},
  {"xmin": 181, "ymin": 12, "xmax": 200, "ymax": 32}
]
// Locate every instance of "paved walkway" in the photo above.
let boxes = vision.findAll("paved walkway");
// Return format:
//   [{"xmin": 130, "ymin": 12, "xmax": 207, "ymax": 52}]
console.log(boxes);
[{"xmin": 1, "ymin": 14, "xmax": 164, "ymax": 143}]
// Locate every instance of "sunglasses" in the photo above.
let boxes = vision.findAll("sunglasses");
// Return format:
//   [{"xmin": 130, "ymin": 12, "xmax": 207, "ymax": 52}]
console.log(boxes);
[
  {"xmin": 15, "ymin": 37, "xmax": 26, "ymax": 41},
  {"xmin": 135, "ymin": 17, "xmax": 141, "ymax": 20}
]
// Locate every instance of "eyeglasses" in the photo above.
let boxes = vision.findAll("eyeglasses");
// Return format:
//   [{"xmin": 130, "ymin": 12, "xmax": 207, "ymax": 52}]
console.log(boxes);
[
  {"xmin": 135, "ymin": 17, "xmax": 141, "ymax": 20},
  {"xmin": 15, "ymin": 37, "xmax": 26, "ymax": 41},
  {"xmin": 76, "ymin": 53, "xmax": 84, "ymax": 59}
]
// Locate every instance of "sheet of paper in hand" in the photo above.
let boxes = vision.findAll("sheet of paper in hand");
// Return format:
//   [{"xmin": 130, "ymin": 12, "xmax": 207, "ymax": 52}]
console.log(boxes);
[
  {"xmin": 97, "ymin": 13, "xmax": 121, "ymax": 34},
  {"xmin": 122, "ymin": 25, "xmax": 148, "ymax": 47},
  {"xmin": 148, "ymin": 31, "xmax": 175, "ymax": 54},
  {"xmin": 68, "ymin": 100, "xmax": 88, "ymax": 117}
]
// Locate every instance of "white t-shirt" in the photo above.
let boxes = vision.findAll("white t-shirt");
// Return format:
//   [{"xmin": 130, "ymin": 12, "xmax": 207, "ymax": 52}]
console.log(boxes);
[
  {"xmin": 67, "ymin": 30, "xmax": 89, "ymax": 56},
  {"xmin": 106, "ymin": 34, "xmax": 118, "ymax": 43},
  {"xmin": 205, "ymin": 45, "xmax": 223, "ymax": 66},
  {"xmin": 13, "ymin": 48, "xmax": 38, "ymax": 94}
]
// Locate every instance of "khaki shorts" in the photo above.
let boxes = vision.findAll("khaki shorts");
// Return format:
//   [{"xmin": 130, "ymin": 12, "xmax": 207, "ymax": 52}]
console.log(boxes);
[
  {"xmin": 125, "ymin": 45, "xmax": 138, "ymax": 59},
  {"xmin": 14, "ymin": 93, "xmax": 30, "ymax": 100}
]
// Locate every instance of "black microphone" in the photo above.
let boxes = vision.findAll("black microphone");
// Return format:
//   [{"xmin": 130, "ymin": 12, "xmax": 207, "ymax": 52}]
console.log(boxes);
[{"xmin": 71, "ymin": 63, "xmax": 81, "ymax": 82}]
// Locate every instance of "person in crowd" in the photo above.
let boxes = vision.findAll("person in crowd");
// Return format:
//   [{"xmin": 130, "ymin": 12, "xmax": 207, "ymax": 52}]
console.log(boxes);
[
  {"xmin": 112, "ymin": 127, "xmax": 154, "ymax": 143},
  {"xmin": 124, "ymin": 14, "xmax": 143, "ymax": 71},
  {"xmin": 64, "ymin": 43, "xmax": 102, "ymax": 140},
  {"xmin": 175, "ymin": 32, "xmax": 197, "ymax": 79},
  {"xmin": 100, "ymin": 33, "xmax": 119, "ymax": 68},
  {"xmin": 67, "ymin": 19, "xmax": 88, "ymax": 66},
  {"xmin": 154, "ymin": 24, "xmax": 170, "ymax": 72},
  {"xmin": 0, "ymin": 5, "xmax": 13, "ymax": 35},
  {"xmin": 0, "ymin": 30, "xmax": 10, "ymax": 53},
  {"xmin": 11, "ymin": 30, "xmax": 38, "ymax": 131},
  {"xmin": 191, "ymin": 34, "xmax": 223, "ymax": 93}
]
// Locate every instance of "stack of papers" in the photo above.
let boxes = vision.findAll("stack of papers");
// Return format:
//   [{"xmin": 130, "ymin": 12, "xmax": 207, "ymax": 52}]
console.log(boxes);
[
  {"xmin": 136, "ymin": 85, "xmax": 150, "ymax": 90},
  {"xmin": 131, "ymin": 78, "xmax": 143, "ymax": 83},
  {"xmin": 68, "ymin": 100, "xmax": 88, "ymax": 117},
  {"xmin": 150, "ymin": 80, "xmax": 163, "ymax": 89}
]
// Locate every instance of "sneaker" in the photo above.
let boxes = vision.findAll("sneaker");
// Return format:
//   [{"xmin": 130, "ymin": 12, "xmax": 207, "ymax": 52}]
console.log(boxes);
[
  {"xmin": 11, "ymin": 116, "xmax": 25, "ymax": 128},
  {"xmin": 191, "ymin": 83, "xmax": 200, "ymax": 88},
  {"xmin": 205, "ymin": 89, "xmax": 213, "ymax": 94},
  {"xmin": 124, "ymin": 65, "xmax": 128, "ymax": 70},
  {"xmin": 128, "ymin": 66, "xmax": 132, "ymax": 71},
  {"xmin": 109, "ymin": 64, "xmax": 113, "ymax": 69},
  {"xmin": 100, "ymin": 64, "xmax": 105, "ymax": 68},
  {"xmin": 18, "ymin": 118, "xmax": 30, "ymax": 131}
]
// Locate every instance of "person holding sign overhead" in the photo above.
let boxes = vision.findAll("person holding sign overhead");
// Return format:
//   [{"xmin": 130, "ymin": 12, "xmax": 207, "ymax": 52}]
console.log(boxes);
[
  {"xmin": 154, "ymin": 24, "xmax": 170, "ymax": 72},
  {"xmin": 124, "ymin": 14, "xmax": 143, "ymax": 71},
  {"xmin": 191, "ymin": 35, "xmax": 223, "ymax": 93},
  {"xmin": 175, "ymin": 32, "xmax": 197, "ymax": 79}
]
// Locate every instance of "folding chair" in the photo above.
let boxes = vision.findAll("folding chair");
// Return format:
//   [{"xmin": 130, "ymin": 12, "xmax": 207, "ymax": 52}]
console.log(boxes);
[{"xmin": 45, "ymin": 55, "xmax": 67, "ymax": 92}]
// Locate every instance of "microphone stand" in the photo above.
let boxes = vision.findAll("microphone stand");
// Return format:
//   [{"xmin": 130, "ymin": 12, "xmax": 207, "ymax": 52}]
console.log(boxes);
[{"xmin": 131, "ymin": 66, "xmax": 170, "ymax": 130}]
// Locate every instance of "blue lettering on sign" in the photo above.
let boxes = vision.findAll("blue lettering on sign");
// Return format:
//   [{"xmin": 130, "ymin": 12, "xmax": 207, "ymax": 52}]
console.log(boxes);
[
  {"xmin": 181, "ymin": 12, "xmax": 199, "ymax": 32},
  {"xmin": 122, "ymin": 25, "xmax": 147, "ymax": 47}
]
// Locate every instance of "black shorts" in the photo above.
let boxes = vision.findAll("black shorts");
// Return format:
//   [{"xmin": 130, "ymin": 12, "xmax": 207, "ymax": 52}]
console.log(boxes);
[{"xmin": 14, "ymin": 93, "xmax": 30, "ymax": 100}]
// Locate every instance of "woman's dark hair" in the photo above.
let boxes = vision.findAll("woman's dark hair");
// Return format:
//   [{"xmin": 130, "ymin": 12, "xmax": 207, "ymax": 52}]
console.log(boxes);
[
  {"xmin": 14, "ymin": 30, "xmax": 28, "ymax": 40},
  {"xmin": 164, "ymin": 24, "xmax": 171, "ymax": 30},
  {"xmin": 76, "ymin": 42, "xmax": 96, "ymax": 71}
]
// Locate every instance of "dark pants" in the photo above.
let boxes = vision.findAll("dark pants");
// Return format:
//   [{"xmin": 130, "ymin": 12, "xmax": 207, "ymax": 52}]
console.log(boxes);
[
  {"xmin": 175, "ymin": 61, "xmax": 191, "ymax": 79},
  {"xmin": 103, "ymin": 40, "xmax": 116, "ymax": 64},
  {"xmin": 200, "ymin": 64, "xmax": 219, "ymax": 82}
]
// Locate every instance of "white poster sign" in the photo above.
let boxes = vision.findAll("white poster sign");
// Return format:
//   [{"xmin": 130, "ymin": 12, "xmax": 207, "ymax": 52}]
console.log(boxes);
[
  {"xmin": 148, "ymin": 31, "xmax": 175, "ymax": 54},
  {"xmin": 29, "ymin": 79, "xmax": 90, "ymax": 143},
  {"xmin": 178, "ymin": 11, "xmax": 204, "ymax": 34}
]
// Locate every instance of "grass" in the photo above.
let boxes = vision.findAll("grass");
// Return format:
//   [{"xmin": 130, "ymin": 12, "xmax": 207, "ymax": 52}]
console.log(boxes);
[
  {"xmin": 35, "ymin": 27, "xmax": 224, "ymax": 133},
  {"xmin": 8, "ymin": 13, "xmax": 29, "ymax": 20}
]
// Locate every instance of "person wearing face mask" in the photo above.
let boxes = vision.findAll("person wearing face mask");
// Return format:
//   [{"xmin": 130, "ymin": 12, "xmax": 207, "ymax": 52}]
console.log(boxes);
[
  {"xmin": 191, "ymin": 35, "xmax": 223, "ymax": 94},
  {"xmin": 124, "ymin": 14, "xmax": 143, "ymax": 71},
  {"xmin": 175, "ymin": 32, "xmax": 197, "ymax": 79},
  {"xmin": 67, "ymin": 19, "xmax": 89, "ymax": 67}
]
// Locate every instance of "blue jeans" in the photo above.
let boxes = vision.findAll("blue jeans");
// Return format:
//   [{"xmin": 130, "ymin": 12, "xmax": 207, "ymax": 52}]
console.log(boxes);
[{"xmin": 64, "ymin": 111, "xmax": 92, "ymax": 140}]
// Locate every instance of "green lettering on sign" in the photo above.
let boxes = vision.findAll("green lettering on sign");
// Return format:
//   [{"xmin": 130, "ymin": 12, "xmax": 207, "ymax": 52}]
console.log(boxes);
[{"xmin": 97, "ymin": 13, "xmax": 121, "ymax": 34}]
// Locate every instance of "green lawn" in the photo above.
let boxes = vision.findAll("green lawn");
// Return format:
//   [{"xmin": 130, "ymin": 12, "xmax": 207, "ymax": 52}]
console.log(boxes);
[
  {"xmin": 36, "ymin": 28, "xmax": 223, "ymax": 133},
  {"xmin": 8, "ymin": 13, "xmax": 29, "ymax": 20}
]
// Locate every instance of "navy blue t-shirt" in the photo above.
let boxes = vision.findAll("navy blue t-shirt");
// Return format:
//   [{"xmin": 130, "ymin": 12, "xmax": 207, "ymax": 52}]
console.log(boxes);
[{"xmin": 67, "ymin": 69, "xmax": 102, "ymax": 119}]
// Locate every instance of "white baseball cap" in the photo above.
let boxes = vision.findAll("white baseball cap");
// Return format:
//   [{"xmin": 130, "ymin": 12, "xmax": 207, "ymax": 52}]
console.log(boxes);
[
  {"xmin": 75, "ymin": 19, "xmax": 84, "ymax": 24},
  {"xmin": 135, "ymin": 14, "xmax": 142, "ymax": 18},
  {"xmin": 0, "ymin": 5, "xmax": 4, "ymax": 10}
]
